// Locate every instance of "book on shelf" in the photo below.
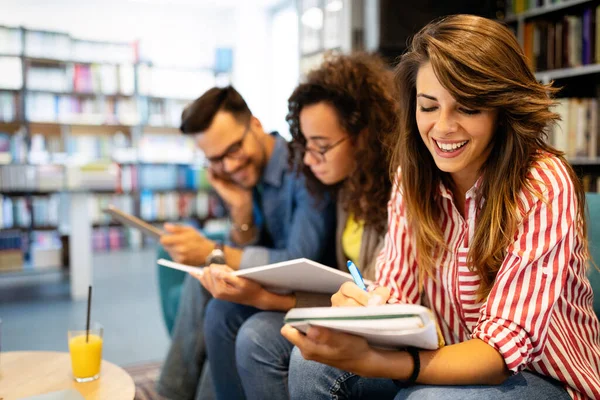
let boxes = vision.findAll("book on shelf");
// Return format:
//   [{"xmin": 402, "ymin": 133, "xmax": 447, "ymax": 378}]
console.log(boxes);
[
  {"xmin": 0, "ymin": 164, "xmax": 64, "ymax": 192},
  {"xmin": 520, "ymin": 5, "xmax": 600, "ymax": 71},
  {"xmin": 25, "ymin": 92, "xmax": 139, "ymax": 125},
  {"xmin": 582, "ymin": 174, "xmax": 600, "ymax": 192},
  {"xmin": 0, "ymin": 92, "xmax": 19, "ymax": 122},
  {"xmin": 92, "ymin": 226, "xmax": 142, "ymax": 252},
  {"xmin": 0, "ymin": 230, "xmax": 25, "ymax": 272},
  {"xmin": 30, "ymin": 230, "xmax": 62, "ymax": 270},
  {"xmin": 138, "ymin": 190, "xmax": 211, "ymax": 222},
  {"xmin": 550, "ymin": 97, "xmax": 600, "ymax": 159},
  {"xmin": 0, "ymin": 194, "xmax": 60, "ymax": 229}
]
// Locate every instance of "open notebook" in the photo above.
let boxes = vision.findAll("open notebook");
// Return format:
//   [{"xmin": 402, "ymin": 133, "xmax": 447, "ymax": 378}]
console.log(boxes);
[
  {"xmin": 157, "ymin": 258, "xmax": 371, "ymax": 294},
  {"xmin": 285, "ymin": 304, "xmax": 445, "ymax": 350}
]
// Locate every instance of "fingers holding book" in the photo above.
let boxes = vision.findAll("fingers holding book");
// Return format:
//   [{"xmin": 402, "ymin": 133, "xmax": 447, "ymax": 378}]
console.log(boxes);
[{"xmin": 281, "ymin": 323, "xmax": 376, "ymax": 376}]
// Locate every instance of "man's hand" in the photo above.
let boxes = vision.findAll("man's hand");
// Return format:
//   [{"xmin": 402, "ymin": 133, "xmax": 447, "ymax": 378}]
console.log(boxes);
[
  {"xmin": 160, "ymin": 224, "xmax": 214, "ymax": 265},
  {"xmin": 330, "ymin": 282, "xmax": 391, "ymax": 307},
  {"xmin": 207, "ymin": 170, "xmax": 253, "ymax": 212},
  {"xmin": 193, "ymin": 264, "xmax": 296, "ymax": 311}
]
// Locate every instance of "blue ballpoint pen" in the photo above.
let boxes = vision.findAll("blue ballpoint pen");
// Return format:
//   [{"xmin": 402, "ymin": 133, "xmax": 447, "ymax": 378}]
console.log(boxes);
[{"xmin": 347, "ymin": 260, "xmax": 367, "ymax": 291}]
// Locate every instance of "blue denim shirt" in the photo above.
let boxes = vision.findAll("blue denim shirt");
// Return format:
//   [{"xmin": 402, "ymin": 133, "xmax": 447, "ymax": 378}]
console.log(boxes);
[{"xmin": 238, "ymin": 135, "xmax": 336, "ymax": 269}]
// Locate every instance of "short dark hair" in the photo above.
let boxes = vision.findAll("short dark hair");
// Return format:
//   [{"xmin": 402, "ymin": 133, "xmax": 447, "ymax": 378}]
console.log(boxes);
[{"xmin": 180, "ymin": 86, "xmax": 252, "ymax": 134}]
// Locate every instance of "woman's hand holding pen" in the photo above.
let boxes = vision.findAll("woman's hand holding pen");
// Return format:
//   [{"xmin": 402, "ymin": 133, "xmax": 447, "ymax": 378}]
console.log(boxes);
[{"xmin": 331, "ymin": 282, "xmax": 391, "ymax": 307}]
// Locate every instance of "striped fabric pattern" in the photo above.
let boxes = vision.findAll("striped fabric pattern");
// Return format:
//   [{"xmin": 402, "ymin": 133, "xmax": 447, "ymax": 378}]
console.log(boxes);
[{"xmin": 376, "ymin": 156, "xmax": 600, "ymax": 399}]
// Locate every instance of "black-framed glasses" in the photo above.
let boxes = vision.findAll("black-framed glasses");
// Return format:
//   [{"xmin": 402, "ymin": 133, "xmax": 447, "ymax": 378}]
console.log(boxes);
[
  {"xmin": 294, "ymin": 136, "xmax": 348, "ymax": 164},
  {"xmin": 203, "ymin": 123, "xmax": 251, "ymax": 171}
]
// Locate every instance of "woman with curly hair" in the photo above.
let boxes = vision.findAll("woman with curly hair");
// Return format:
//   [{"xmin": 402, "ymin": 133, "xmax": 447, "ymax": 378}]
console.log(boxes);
[
  {"xmin": 202, "ymin": 52, "xmax": 399, "ymax": 400},
  {"xmin": 282, "ymin": 15, "xmax": 600, "ymax": 400}
]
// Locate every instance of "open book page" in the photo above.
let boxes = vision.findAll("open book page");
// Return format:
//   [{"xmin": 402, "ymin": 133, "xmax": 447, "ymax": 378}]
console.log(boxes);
[{"xmin": 158, "ymin": 259, "xmax": 204, "ymax": 276}]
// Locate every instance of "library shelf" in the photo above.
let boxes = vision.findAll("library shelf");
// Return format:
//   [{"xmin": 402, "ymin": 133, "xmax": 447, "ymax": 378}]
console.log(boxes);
[
  {"xmin": 0, "ymin": 266, "xmax": 66, "ymax": 277},
  {"xmin": 24, "ymin": 89, "xmax": 135, "ymax": 98},
  {"xmin": 23, "ymin": 56, "xmax": 133, "ymax": 67},
  {"xmin": 505, "ymin": 0, "xmax": 594, "ymax": 22},
  {"xmin": 535, "ymin": 64, "xmax": 600, "ymax": 81},
  {"xmin": 568, "ymin": 157, "xmax": 600, "ymax": 166}
]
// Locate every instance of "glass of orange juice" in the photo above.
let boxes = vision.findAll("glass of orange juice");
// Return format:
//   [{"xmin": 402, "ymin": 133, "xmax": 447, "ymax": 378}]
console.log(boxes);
[{"xmin": 68, "ymin": 322, "xmax": 104, "ymax": 382}]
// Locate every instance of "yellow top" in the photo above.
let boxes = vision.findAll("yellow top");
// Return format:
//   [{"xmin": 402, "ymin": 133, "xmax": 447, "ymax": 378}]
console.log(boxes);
[{"xmin": 342, "ymin": 212, "xmax": 365, "ymax": 266}]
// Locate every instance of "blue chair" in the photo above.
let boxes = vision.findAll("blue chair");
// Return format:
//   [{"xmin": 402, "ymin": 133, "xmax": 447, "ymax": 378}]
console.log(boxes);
[
  {"xmin": 586, "ymin": 193, "xmax": 600, "ymax": 319},
  {"xmin": 157, "ymin": 231, "xmax": 227, "ymax": 336}
]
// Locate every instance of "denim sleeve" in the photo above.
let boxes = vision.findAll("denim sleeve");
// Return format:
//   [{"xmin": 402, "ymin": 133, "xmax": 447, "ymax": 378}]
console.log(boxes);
[{"xmin": 239, "ymin": 177, "xmax": 335, "ymax": 269}]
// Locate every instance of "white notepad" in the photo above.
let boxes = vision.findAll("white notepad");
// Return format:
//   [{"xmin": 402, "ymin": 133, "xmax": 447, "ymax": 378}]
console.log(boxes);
[
  {"xmin": 157, "ymin": 258, "xmax": 367, "ymax": 294},
  {"xmin": 285, "ymin": 304, "xmax": 444, "ymax": 350}
]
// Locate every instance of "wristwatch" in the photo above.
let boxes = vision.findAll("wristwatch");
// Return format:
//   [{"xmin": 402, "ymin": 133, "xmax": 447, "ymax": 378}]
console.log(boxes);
[{"xmin": 205, "ymin": 242, "xmax": 226, "ymax": 265}]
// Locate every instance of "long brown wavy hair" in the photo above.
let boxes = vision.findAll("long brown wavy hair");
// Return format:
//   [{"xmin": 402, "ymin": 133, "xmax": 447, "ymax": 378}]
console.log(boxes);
[
  {"xmin": 287, "ymin": 52, "xmax": 399, "ymax": 233},
  {"xmin": 391, "ymin": 15, "xmax": 589, "ymax": 299}
]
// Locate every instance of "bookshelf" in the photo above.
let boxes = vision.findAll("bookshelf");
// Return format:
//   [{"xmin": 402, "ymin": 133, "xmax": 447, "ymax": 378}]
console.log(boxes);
[
  {"xmin": 0, "ymin": 25, "xmax": 231, "ymax": 298},
  {"xmin": 298, "ymin": 0, "xmax": 358, "ymax": 77},
  {"xmin": 504, "ymin": 0, "xmax": 600, "ymax": 192}
]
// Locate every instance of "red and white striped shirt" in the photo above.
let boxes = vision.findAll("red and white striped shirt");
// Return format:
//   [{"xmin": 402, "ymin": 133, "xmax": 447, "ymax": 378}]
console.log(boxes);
[{"xmin": 376, "ymin": 155, "xmax": 600, "ymax": 399}]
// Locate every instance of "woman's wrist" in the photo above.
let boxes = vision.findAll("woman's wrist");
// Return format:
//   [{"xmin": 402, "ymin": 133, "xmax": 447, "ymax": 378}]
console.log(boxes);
[{"xmin": 363, "ymin": 348, "xmax": 415, "ymax": 380}]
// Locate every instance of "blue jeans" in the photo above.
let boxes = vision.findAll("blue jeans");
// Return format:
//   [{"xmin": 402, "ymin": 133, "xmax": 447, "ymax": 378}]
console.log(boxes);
[
  {"xmin": 204, "ymin": 299, "xmax": 293, "ymax": 400},
  {"xmin": 288, "ymin": 346, "xmax": 571, "ymax": 400},
  {"xmin": 156, "ymin": 275, "xmax": 215, "ymax": 400}
]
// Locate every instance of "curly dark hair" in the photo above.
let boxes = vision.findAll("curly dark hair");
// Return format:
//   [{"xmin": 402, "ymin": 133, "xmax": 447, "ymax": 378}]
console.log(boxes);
[{"xmin": 286, "ymin": 52, "xmax": 399, "ymax": 234}]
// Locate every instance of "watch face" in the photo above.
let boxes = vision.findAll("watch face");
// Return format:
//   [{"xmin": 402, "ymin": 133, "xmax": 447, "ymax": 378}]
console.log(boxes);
[{"xmin": 206, "ymin": 249, "xmax": 226, "ymax": 265}]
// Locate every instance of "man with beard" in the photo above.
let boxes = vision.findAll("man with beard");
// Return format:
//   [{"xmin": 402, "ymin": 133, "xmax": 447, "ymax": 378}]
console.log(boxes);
[{"xmin": 156, "ymin": 85, "xmax": 335, "ymax": 400}]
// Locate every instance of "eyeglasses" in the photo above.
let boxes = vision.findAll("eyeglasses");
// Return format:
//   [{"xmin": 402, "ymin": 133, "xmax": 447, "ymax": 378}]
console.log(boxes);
[
  {"xmin": 203, "ymin": 123, "xmax": 251, "ymax": 171},
  {"xmin": 293, "ymin": 136, "xmax": 348, "ymax": 164}
]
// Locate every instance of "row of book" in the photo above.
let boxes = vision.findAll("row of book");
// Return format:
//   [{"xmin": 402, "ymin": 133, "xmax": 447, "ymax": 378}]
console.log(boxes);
[
  {"xmin": 23, "ymin": 30, "xmax": 135, "ymax": 64},
  {"xmin": 523, "ymin": 6, "xmax": 600, "ymax": 71},
  {"xmin": 508, "ymin": 0, "xmax": 572, "ymax": 15},
  {"xmin": 0, "ymin": 164, "xmax": 64, "ymax": 192},
  {"xmin": 582, "ymin": 174, "xmax": 600, "ymax": 193},
  {"xmin": 0, "ymin": 195, "xmax": 61, "ymax": 229},
  {"xmin": 25, "ymin": 93, "xmax": 140, "ymax": 125},
  {"xmin": 0, "ymin": 92, "xmax": 18, "ymax": 122},
  {"xmin": 139, "ymin": 190, "xmax": 215, "ymax": 222},
  {"xmin": 0, "ymin": 131, "xmax": 27, "ymax": 164},
  {"xmin": 0, "ymin": 230, "xmax": 24, "ymax": 271},
  {"xmin": 119, "ymin": 164, "xmax": 207, "ymax": 192},
  {"xmin": 551, "ymin": 97, "xmax": 600, "ymax": 158},
  {"xmin": 27, "ymin": 63, "xmax": 135, "ymax": 95},
  {"xmin": 0, "ymin": 161, "xmax": 210, "ymax": 192},
  {"xmin": 145, "ymin": 98, "xmax": 189, "ymax": 128},
  {"xmin": 91, "ymin": 226, "xmax": 143, "ymax": 252}
]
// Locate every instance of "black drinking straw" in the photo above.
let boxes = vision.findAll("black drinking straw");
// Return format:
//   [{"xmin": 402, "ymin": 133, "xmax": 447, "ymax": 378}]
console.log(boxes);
[{"xmin": 86, "ymin": 285, "xmax": 92, "ymax": 343}]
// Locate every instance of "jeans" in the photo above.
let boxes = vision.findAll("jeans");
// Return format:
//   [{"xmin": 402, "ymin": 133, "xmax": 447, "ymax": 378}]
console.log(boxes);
[
  {"xmin": 156, "ymin": 275, "xmax": 215, "ymax": 400},
  {"xmin": 204, "ymin": 299, "xmax": 293, "ymax": 400},
  {"xmin": 288, "ymin": 346, "xmax": 571, "ymax": 400}
]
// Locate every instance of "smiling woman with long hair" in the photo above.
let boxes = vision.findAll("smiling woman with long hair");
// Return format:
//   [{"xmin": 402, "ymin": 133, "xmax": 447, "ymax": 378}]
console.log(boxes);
[{"xmin": 282, "ymin": 15, "xmax": 600, "ymax": 400}]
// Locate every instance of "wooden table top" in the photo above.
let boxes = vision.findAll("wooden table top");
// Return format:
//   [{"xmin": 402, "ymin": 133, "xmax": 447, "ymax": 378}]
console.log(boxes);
[{"xmin": 0, "ymin": 351, "xmax": 135, "ymax": 400}]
